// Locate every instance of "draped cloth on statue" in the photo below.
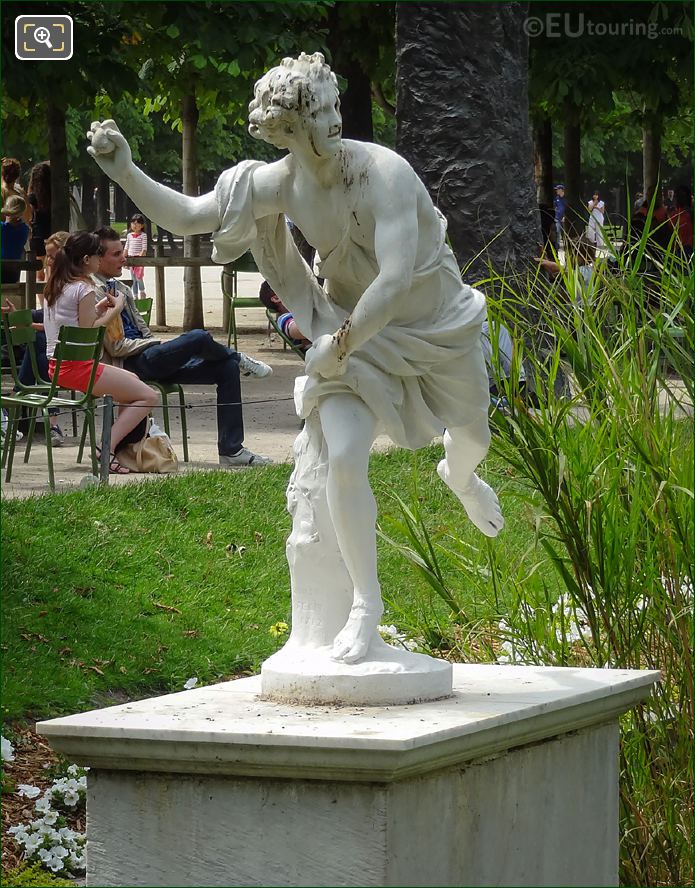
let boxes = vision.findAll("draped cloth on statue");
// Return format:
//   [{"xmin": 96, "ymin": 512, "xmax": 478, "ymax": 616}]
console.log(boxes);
[{"xmin": 212, "ymin": 160, "xmax": 489, "ymax": 451}]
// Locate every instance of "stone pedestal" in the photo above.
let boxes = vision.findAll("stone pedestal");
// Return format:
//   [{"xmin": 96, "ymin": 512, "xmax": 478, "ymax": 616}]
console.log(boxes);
[{"xmin": 37, "ymin": 664, "xmax": 658, "ymax": 888}]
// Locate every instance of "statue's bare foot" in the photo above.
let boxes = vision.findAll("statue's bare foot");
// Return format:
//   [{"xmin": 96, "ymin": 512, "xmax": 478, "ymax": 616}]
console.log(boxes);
[
  {"xmin": 437, "ymin": 461, "xmax": 504, "ymax": 537},
  {"xmin": 332, "ymin": 604, "xmax": 382, "ymax": 664}
]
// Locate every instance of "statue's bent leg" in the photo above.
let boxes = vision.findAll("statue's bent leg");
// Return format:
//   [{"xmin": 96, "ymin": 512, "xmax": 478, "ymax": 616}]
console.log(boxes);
[
  {"xmin": 437, "ymin": 412, "xmax": 504, "ymax": 537},
  {"xmin": 318, "ymin": 392, "xmax": 382, "ymax": 663}
]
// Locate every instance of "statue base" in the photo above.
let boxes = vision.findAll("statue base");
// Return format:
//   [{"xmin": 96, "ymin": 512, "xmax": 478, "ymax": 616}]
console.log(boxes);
[
  {"xmin": 37, "ymin": 665, "xmax": 659, "ymax": 887},
  {"xmin": 261, "ymin": 640, "xmax": 453, "ymax": 705}
]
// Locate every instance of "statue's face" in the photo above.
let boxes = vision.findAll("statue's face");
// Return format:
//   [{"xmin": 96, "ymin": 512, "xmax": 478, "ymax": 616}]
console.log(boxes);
[{"xmin": 300, "ymin": 80, "xmax": 342, "ymax": 158}]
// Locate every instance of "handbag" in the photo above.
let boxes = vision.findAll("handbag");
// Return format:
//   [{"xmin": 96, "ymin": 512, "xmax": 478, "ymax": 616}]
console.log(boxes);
[{"xmin": 116, "ymin": 430, "xmax": 179, "ymax": 474}]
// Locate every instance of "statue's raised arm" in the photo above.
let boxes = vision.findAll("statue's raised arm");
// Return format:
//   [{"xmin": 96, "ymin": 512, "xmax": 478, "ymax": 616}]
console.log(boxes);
[{"xmin": 87, "ymin": 120, "xmax": 218, "ymax": 235}]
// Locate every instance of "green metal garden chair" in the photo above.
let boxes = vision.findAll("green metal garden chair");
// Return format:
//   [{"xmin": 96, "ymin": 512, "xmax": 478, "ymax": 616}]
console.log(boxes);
[
  {"xmin": 1, "ymin": 309, "xmax": 81, "ymax": 438},
  {"xmin": 1, "ymin": 321, "xmax": 104, "ymax": 490},
  {"xmin": 134, "ymin": 297, "xmax": 153, "ymax": 326},
  {"xmin": 221, "ymin": 255, "xmax": 265, "ymax": 351}
]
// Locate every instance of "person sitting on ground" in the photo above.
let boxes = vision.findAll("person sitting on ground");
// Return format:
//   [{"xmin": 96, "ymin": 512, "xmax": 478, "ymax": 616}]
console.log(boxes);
[
  {"xmin": 1, "ymin": 195, "xmax": 30, "ymax": 284},
  {"xmin": 536, "ymin": 235, "xmax": 597, "ymax": 304},
  {"xmin": 42, "ymin": 231, "xmax": 159, "ymax": 474},
  {"xmin": 480, "ymin": 317, "xmax": 528, "ymax": 406},
  {"xmin": 93, "ymin": 227, "xmax": 274, "ymax": 468},
  {"xmin": 258, "ymin": 280, "xmax": 311, "ymax": 354}
]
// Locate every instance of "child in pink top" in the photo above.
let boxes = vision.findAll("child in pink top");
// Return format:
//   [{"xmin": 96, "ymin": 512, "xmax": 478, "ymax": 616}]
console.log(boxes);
[{"xmin": 124, "ymin": 213, "xmax": 148, "ymax": 296}]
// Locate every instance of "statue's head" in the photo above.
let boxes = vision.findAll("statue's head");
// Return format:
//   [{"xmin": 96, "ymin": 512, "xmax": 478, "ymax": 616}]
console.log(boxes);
[{"xmin": 248, "ymin": 52, "xmax": 342, "ymax": 157}]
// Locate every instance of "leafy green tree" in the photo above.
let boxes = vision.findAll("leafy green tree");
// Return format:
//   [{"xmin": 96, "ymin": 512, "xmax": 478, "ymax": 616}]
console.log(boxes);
[
  {"xmin": 130, "ymin": 2, "xmax": 330, "ymax": 328},
  {"xmin": 529, "ymin": 1, "xmax": 692, "ymax": 231},
  {"xmin": 325, "ymin": 3, "xmax": 395, "ymax": 140},
  {"xmin": 2, "ymin": 1, "xmax": 145, "ymax": 231}
]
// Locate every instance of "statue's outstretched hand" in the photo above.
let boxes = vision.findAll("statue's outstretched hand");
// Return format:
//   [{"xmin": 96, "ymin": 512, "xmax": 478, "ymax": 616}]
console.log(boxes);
[
  {"xmin": 305, "ymin": 334, "xmax": 347, "ymax": 379},
  {"xmin": 87, "ymin": 120, "xmax": 132, "ymax": 181}
]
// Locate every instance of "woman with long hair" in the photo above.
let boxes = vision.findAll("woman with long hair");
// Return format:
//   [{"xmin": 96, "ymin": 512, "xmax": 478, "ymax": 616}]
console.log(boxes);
[{"xmin": 43, "ymin": 231, "xmax": 158, "ymax": 473}]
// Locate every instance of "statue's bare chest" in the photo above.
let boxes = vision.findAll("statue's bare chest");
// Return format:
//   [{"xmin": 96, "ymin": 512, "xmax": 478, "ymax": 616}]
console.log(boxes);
[{"xmin": 285, "ymin": 180, "xmax": 373, "ymax": 257}]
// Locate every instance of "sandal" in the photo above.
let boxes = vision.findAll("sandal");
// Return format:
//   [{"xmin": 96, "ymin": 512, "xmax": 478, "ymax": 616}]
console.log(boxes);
[{"xmin": 95, "ymin": 446, "xmax": 130, "ymax": 475}]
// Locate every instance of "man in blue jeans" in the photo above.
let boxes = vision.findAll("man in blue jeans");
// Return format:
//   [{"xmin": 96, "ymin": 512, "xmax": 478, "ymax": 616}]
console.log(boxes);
[{"xmin": 94, "ymin": 227, "xmax": 273, "ymax": 467}]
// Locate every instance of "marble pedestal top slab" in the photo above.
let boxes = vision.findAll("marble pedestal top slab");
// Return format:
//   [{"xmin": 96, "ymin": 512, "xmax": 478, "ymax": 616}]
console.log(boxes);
[{"xmin": 37, "ymin": 664, "xmax": 658, "ymax": 783}]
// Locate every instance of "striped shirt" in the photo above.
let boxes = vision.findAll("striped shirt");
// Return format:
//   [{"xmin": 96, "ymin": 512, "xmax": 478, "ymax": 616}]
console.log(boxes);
[{"xmin": 125, "ymin": 231, "xmax": 147, "ymax": 257}]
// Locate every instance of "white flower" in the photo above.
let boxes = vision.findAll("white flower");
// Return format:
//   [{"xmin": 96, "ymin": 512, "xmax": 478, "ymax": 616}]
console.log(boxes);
[
  {"xmin": 47, "ymin": 858, "xmax": 65, "ymax": 872},
  {"xmin": 183, "ymin": 677, "xmax": 198, "ymax": 690},
  {"xmin": 378, "ymin": 624, "xmax": 399, "ymax": 638},
  {"xmin": 38, "ymin": 848, "xmax": 53, "ymax": 862},
  {"xmin": 1, "ymin": 736, "xmax": 15, "ymax": 762},
  {"xmin": 17, "ymin": 783, "xmax": 41, "ymax": 799},
  {"xmin": 66, "ymin": 765, "xmax": 79, "ymax": 776},
  {"xmin": 62, "ymin": 790, "xmax": 80, "ymax": 806},
  {"xmin": 41, "ymin": 810, "xmax": 59, "ymax": 826},
  {"xmin": 57, "ymin": 826, "xmax": 77, "ymax": 841},
  {"xmin": 69, "ymin": 852, "xmax": 86, "ymax": 870},
  {"xmin": 378, "ymin": 623, "xmax": 419, "ymax": 651},
  {"xmin": 34, "ymin": 796, "xmax": 52, "ymax": 813},
  {"xmin": 24, "ymin": 834, "xmax": 44, "ymax": 853},
  {"xmin": 49, "ymin": 844, "xmax": 69, "ymax": 858}
]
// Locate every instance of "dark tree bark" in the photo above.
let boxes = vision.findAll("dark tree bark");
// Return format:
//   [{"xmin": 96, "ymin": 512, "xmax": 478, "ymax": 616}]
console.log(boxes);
[
  {"xmin": 46, "ymin": 100, "xmax": 69, "ymax": 232},
  {"xmin": 95, "ymin": 170, "xmax": 110, "ymax": 228},
  {"xmin": 327, "ymin": 5, "xmax": 374, "ymax": 141},
  {"xmin": 182, "ymin": 91, "xmax": 204, "ymax": 331},
  {"xmin": 533, "ymin": 115, "xmax": 554, "ymax": 207},
  {"xmin": 395, "ymin": 2, "xmax": 539, "ymax": 282},
  {"xmin": 563, "ymin": 100, "xmax": 582, "ymax": 238},
  {"xmin": 533, "ymin": 114, "xmax": 555, "ymax": 251},
  {"xmin": 642, "ymin": 115, "xmax": 662, "ymax": 199},
  {"xmin": 79, "ymin": 170, "xmax": 97, "ymax": 231}
]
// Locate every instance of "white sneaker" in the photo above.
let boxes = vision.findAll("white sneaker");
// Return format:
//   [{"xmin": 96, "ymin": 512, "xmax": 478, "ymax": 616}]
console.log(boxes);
[
  {"xmin": 238, "ymin": 353, "xmax": 273, "ymax": 379},
  {"xmin": 219, "ymin": 447, "xmax": 273, "ymax": 468}
]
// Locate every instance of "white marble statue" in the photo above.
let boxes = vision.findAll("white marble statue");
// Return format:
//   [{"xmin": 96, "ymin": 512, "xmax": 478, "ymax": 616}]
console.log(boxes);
[{"xmin": 88, "ymin": 52, "xmax": 503, "ymax": 700}]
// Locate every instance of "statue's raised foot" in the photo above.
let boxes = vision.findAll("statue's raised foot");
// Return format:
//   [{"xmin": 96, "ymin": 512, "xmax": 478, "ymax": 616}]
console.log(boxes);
[{"xmin": 437, "ymin": 461, "xmax": 504, "ymax": 537}]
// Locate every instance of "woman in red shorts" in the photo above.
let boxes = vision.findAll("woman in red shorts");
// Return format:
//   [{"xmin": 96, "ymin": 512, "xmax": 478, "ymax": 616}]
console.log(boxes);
[{"xmin": 43, "ymin": 231, "xmax": 158, "ymax": 474}]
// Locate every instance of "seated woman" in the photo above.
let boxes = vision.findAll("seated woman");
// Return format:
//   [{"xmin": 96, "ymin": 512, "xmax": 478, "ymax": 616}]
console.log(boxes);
[{"xmin": 42, "ymin": 231, "xmax": 159, "ymax": 474}]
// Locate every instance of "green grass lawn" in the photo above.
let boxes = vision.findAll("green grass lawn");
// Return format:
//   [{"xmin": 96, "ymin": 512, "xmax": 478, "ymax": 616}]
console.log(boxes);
[{"xmin": 2, "ymin": 445, "xmax": 534, "ymax": 720}]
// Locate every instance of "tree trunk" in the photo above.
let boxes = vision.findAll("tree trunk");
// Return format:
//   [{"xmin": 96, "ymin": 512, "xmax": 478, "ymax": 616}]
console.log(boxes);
[
  {"xmin": 95, "ymin": 171, "xmax": 110, "ymax": 228},
  {"xmin": 642, "ymin": 115, "xmax": 662, "ymax": 201},
  {"xmin": 182, "ymin": 91, "xmax": 204, "ymax": 331},
  {"xmin": 563, "ymin": 101, "xmax": 582, "ymax": 239},
  {"xmin": 326, "ymin": 5, "xmax": 374, "ymax": 141},
  {"xmin": 395, "ymin": 2, "xmax": 539, "ymax": 282},
  {"xmin": 46, "ymin": 100, "xmax": 69, "ymax": 232},
  {"xmin": 533, "ymin": 114, "xmax": 555, "ymax": 250},
  {"xmin": 533, "ymin": 115, "xmax": 554, "ymax": 206},
  {"xmin": 80, "ymin": 169, "xmax": 97, "ymax": 230}
]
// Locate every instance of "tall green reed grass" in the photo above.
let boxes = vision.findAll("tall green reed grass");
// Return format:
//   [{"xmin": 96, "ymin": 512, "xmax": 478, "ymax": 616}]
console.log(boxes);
[{"xmin": 379, "ymin": 230, "xmax": 693, "ymax": 886}]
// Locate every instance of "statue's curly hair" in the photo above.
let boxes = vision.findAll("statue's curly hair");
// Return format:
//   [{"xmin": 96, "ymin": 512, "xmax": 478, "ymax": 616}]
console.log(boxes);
[{"xmin": 248, "ymin": 52, "xmax": 338, "ymax": 145}]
